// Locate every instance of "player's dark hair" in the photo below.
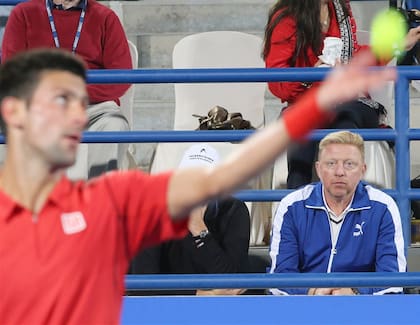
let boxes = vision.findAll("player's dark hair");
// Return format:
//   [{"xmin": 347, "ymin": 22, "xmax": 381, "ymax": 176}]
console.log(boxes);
[{"xmin": 0, "ymin": 48, "xmax": 87, "ymax": 135}]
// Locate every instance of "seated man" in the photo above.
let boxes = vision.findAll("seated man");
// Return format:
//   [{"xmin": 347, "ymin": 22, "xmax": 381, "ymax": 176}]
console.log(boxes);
[
  {"xmin": 1, "ymin": 0, "xmax": 133, "ymax": 177},
  {"xmin": 130, "ymin": 143, "xmax": 250, "ymax": 295},
  {"xmin": 268, "ymin": 130, "xmax": 406, "ymax": 295}
]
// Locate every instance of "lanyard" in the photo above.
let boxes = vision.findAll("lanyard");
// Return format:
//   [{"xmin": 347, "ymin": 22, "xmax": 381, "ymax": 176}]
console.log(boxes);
[{"xmin": 46, "ymin": 0, "xmax": 87, "ymax": 54}]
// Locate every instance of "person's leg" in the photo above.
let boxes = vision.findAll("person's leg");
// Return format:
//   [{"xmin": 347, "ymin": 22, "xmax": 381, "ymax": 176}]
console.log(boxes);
[
  {"xmin": 0, "ymin": 144, "xmax": 6, "ymax": 165},
  {"xmin": 286, "ymin": 141, "xmax": 317, "ymax": 189},
  {"xmin": 86, "ymin": 101, "xmax": 130, "ymax": 178}
]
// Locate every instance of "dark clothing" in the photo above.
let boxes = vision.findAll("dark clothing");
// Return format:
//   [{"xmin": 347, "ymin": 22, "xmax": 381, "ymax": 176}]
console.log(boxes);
[
  {"xmin": 287, "ymin": 99, "xmax": 380, "ymax": 189},
  {"xmin": 399, "ymin": 1, "xmax": 420, "ymax": 65},
  {"xmin": 129, "ymin": 197, "xmax": 251, "ymax": 295}
]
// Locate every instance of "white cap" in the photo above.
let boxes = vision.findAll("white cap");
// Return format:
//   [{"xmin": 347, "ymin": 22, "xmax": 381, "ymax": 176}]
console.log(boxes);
[{"xmin": 178, "ymin": 143, "xmax": 220, "ymax": 169}]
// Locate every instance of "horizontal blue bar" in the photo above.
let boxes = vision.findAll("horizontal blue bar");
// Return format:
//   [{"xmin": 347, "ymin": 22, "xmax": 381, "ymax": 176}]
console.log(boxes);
[
  {"xmin": 407, "ymin": 129, "xmax": 420, "ymax": 140},
  {"xmin": 84, "ymin": 66, "xmax": 420, "ymax": 84},
  {"xmin": 233, "ymin": 189, "xmax": 420, "ymax": 201},
  {"xmin": 0, "ymin": 128, "xmax": 399, "ymax": 145},
  {"xmin": 125, "ymin": 272, "xmax": 420, "ymax": 290},
  {"xmin": 79, "ymin": 128, "xmax": 399, "ymax": 142},
  {"xmin": 0, "ymin": 59, "xmax": 414, "ymax": 86},
  {"xmin": 0, "ymin": 0, "xmax": 22, "ymax": 4},
  {"xmin": 78, "ymin": 128, "xmax": 398, "ymax": 143},
  {"xmin": 87, "ymin": 67, "xmax": 328, "ymax": 84},
  {"xmin": 0, "ymin": 0, "xmax": 385, "ymax": 5}
]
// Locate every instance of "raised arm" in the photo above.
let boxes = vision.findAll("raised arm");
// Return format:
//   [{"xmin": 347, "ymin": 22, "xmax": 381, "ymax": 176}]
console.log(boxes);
[{"xmin": 167, "ymin": 50, "xmax": 397, "ymax": 219}]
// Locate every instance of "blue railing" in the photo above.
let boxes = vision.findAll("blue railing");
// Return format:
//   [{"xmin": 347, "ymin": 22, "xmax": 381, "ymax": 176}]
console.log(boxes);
[
  {"xmin": 0, "ymin": 66, "xmax": 416, "ymax": 289},
  {"xmin": 1, "ymin": 0, "xmax": 419, "ymax": 292},
  {"xmin": 125, "ymin": 272, "xmax": 420, "ymax": 290},
  {"xmin": 0, "ymin": 67, "xmax": 417, "ymax": 245},
  {"xmin": 0, "ymin": 0, "xmax": 394, "ymax": 4},
  {"xmin": 4, "ymin": 67, "xmax": 420, "ymax": 245}
]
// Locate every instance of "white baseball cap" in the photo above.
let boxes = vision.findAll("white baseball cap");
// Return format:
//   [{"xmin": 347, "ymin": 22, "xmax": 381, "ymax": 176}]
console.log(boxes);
[{"xmin": 178, "ymin": 143, "xmax": 220, "ymax": 169}]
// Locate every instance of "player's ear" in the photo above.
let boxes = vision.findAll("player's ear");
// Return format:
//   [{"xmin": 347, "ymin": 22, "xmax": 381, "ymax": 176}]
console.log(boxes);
[{"xmin": 1, "ymin": 97, "xmax": 26, "ymax": 130}]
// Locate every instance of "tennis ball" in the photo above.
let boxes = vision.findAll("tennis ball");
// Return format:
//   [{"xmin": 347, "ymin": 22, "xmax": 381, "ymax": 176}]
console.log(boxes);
[{"xmin": 370, "ymin": 8, "xmax": 408, "ymax": 62}]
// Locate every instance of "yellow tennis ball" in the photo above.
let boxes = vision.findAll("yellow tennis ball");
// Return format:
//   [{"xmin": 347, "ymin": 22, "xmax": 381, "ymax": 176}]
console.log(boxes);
[{"xmin": 370, "ymin": 8, "xmax": 408, "ymax": 62}]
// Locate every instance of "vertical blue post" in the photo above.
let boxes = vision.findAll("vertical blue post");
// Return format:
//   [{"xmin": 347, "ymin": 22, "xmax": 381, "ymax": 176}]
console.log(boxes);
[{"xmin": 394, "ymin": 75, "xmax": 411, "ymax": 249}]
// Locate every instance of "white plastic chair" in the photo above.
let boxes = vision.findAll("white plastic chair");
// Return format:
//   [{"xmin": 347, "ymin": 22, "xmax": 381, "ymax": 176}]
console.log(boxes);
[
  {"xmin": 172, "ymin": 31, "xmax": 266, "ymax": 130},
  {"xmin": 67, "ymin": 40, "xmax": 138, "ymax": 179},
  {"xmin": 150, "ymin": 31, "xmax": 269, "ymax": 245}
]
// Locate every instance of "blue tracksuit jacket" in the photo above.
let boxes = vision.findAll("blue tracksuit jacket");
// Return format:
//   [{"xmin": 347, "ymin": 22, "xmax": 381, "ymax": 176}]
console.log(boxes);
[{"xmin": 269, "ymin": 182, "xmax": 406, "ymax": 295}]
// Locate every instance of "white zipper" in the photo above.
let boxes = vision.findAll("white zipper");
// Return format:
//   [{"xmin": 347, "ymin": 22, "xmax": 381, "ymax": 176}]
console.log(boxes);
[{"xmin": 326, "ymin": 247, "xmax": 337, "ymax": 273}]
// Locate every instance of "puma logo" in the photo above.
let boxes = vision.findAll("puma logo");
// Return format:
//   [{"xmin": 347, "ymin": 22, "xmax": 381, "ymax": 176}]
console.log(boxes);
[{"xmin": 353, "ymin": 221, "xmax": 365, "ymax": 237}]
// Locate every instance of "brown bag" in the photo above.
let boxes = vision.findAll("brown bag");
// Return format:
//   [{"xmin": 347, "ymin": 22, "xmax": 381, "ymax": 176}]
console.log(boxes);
[{"xmin": 193, "ymin": 105, "xmax": 255, "ymax": 130}]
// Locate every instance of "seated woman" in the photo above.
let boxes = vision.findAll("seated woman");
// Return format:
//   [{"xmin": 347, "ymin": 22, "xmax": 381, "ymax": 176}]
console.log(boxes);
[{"xmin": 263, "ymin": 0, "xmax": 420, "ymax": 189}]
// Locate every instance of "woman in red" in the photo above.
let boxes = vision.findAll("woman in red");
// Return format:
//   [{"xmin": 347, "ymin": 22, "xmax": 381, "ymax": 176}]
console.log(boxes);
[{"xmin": 263, "ymin": 0, "xmax": 385, "ymax": 189}]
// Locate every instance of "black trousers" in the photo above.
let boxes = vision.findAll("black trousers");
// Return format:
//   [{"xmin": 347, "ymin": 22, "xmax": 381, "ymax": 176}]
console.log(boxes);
[{"xmin": 286, "ymin": 99, "xmax": 380, "ymax": 189}]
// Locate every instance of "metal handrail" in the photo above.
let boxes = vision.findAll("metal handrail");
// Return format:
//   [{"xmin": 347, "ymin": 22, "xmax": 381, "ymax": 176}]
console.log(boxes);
[
  {"xmin": 1, "ymin": 0, "xmax": 419, "ymax": 291},
  {"xmin": 0, "ymin": 65, "xmax": 416, "ymax": 245},
  {"xmin": 125, "ymin": 272, "xmax": 420, "ymax": 290}
]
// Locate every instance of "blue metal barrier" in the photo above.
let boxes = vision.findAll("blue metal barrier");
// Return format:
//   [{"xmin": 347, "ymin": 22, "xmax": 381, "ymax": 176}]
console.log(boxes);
[
  {"xmin": 0, "ymin": 0, "xmax": 20, "ymax": 4},
  {"xmin": 1, "ymin": 0, "xmax": 420, "ymax": 296},
  {"xmin": 0, "ymin": 66, "xmax": 416, "ymax": 245},
  {"xmin": 125, "ymin": 272, "xmax": 420, "ymax": 290},
  {"xmin": 0, "ymin": 53, "xmax": 418, "ymax": 244},
  {"xmin": 0, "ymin": 0, "xmax": 391, "ymax": 4},
  {"xmin": 122, "ymin": 295, "xmax": 420, "ymax": 325}
]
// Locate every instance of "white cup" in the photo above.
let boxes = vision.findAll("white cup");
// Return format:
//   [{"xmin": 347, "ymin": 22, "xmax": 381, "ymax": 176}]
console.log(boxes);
[{"xmin": 320, "ymin": 37, "xmax": 343, "ymax": 66}]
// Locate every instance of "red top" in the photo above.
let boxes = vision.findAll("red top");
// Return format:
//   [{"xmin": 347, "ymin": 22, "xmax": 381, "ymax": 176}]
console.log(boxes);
[
  {"xmin": 1, "ymin": 0, "xmax": 132, "ymax": 105},
  {"xmin": 265, "ymin": 1, "xmax": 364, "ymax": 104},
  {"xmin": 0, "ymin": 171, "xmax": 188, "ymax": 325}
]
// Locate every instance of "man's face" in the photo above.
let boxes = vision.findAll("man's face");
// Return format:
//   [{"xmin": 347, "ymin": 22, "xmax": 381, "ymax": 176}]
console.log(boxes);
[
  {"xmin": 315, "ymin": 143, "xmax": 366, "ymax": 201},
  {"xmin": 22, "ymin": 71, "xmax": 88, "ymax": 169},
  {"xmin": 53, "ymin": 0, "xmax": 82, "ymax": 9}
]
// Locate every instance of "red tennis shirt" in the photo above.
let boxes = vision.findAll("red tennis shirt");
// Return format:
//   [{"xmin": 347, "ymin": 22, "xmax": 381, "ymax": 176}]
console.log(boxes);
[{"xmin": 0, "ymin": 171, "xmax": 188, "ymax": 325}]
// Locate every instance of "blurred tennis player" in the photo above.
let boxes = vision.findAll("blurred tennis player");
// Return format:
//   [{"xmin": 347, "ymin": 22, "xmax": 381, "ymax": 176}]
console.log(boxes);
[{"xmin": 0, "ymin": 48, "xmax": 395, "ymax": 324}]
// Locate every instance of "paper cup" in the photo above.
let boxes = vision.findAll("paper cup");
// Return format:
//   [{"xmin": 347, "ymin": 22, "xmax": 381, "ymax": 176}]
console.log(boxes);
[{"xmin": 321, "ymin": 37, "xmax": 343, "ymax": 66}]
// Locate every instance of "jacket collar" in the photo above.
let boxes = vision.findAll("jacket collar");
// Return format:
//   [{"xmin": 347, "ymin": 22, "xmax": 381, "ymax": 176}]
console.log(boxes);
[{"xmin": 305, "ymin": 181, "xmax": 371, "ymax": 211}]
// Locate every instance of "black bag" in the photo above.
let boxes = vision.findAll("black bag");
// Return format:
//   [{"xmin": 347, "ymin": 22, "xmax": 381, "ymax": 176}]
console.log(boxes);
[
  {"xmin": 411, "ymin": 175, "xmax": 420, "ymax": 219},
  {"xmin": 193, "ymin": 105, "xmax": 255, "ymax": 130}
]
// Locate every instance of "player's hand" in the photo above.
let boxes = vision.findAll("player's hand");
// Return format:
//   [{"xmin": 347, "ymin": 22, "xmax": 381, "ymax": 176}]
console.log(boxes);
[{"xmin": 316, "ymin": 49, "xmax": 396, "ymax": 112}]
